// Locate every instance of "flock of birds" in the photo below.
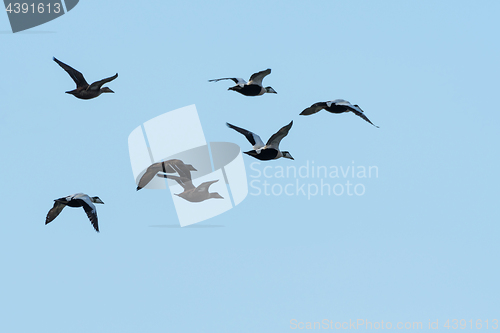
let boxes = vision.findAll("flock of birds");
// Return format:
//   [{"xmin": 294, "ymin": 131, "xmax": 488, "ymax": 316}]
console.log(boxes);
[
  {"xmin": 213, "ymin": 68, "xmax": 378, "ymax": 161},
  {"xmin": 46, "ymin": 61, "xmax": 379, "ymax": 232}
]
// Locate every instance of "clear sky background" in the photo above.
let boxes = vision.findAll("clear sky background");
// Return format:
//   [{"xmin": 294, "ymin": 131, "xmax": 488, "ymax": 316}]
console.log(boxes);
[{"xmin": 1, "ymin": 1, "xmax": 499, "ymax": 332}]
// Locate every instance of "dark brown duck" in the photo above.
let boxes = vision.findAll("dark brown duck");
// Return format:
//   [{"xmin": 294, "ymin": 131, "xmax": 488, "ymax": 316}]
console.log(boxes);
[{"xmin": 53, "ymin": 57, "xmax": 118, "ymax": 100}]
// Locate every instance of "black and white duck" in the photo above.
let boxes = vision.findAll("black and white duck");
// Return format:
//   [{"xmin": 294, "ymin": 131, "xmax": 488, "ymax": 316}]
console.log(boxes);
[
  {"xmin": 209, "ymin": 68, "xmax": 276, "ymax": 96},
  {"xmin": 226, "ymin": 121, "xmax": 294, "ymax": 161},
  {"xmin": 300, "ymin": 99, "xmax": 379, "ymax": 127},
  {"xmin": 45, "ymin": 193, "xmax": 104, "ymax": 232}
]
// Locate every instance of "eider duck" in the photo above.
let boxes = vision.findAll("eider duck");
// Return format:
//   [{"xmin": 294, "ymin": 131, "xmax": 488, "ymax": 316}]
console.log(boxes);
[
  {"xmin": 300, "ymin": 99, "xmax": 379, "ymax": 127},
  {"xmin": 209, "ymin": 69, "xmax": 277, "ymax": 96},
  {"xmin": 137, "ymin": 159, "xmax": 197, "ymax": 191},
  {"xmin": 53, "ymin": 57, "xmax": 118, "ymax": 100},
  {"xmin": 226, "ymin": 121, "xmax": 294, "ymax": 161},
  {"xmin": 45, "ymin": 193, "xmax": 104, "ymax": 232},
  {"xmin": 157, "ymin": 174, "xmax": 223, "ymax": 203}
]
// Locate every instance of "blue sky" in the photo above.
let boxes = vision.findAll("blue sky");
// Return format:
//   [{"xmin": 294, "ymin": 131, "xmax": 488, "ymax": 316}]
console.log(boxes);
[{"xmin": 1, "ymin": 1, "xmax": 499, "ymax": 332}]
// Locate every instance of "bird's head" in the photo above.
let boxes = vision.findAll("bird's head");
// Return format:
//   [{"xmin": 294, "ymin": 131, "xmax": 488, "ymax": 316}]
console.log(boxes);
[
  {"xmin": 282, "ymin": 151, "xmax": 294, "ymax": 160},
  {"xmin": 101, "ymin": 87, "xmax": 114, "ymax": 93},
  {"xmin": 265, "ymin": 86, "xmax": 277, "ymax": 94},
  {"xmin": 91, "ymin": 196, "xmax": 105, "ymax": 204},
  {"xmin": 210, "ymin": 192, "xmax": 224, "ymax": 199}
]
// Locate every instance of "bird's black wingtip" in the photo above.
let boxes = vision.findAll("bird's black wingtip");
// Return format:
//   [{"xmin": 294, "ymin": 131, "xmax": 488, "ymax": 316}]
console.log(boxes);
[{"xmin": 136, "ymin": 186, "xmax": 141, "ymax": 191}]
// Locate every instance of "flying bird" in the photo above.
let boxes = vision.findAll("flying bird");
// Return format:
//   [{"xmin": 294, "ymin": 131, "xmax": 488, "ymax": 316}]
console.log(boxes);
[
  {"xmin": 136, "ymin": 159, "xmax": 197, "ymax": 191},
  {"xmin": 226, "ymin": 121, "xmax": 294, "ymax": 161},
  {"xmin": 300, "ymin": 99, "xmax": 379, "ymax": 127},
  {"xmin": 157, "ymin": 174, "xmax": 224, "ymax": 203},
  {"xmin": 45, "ymin": 193, "xmax": 104, "ymax": 232},
  {"xmin": 53, "ymin": 57, "xmax": 118, "ymax": 100},
  {"xmin": 209, "ymin": 68, "xmax": 277, "ymax": 96}
]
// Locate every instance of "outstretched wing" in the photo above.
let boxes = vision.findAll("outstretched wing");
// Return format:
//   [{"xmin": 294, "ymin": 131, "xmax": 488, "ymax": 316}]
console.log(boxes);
[
  {"xmin": 78, "ymin": 196, "xmax": 99, "ymax": 232},
  {"xmin": 88, "ymin": 73, "xmax": 118, "ymax": 91},
  {"xmin": 248, "ymin": 68, "xmax": 271, "ymax": 86},
  {"xmin": 226, "ymin": 122, "xmax": 265, "ymax": 150},
  {"xmin": 136, "ymin": 162, "xmax": 163, "ymax": 190},
  {"xmin": 300, "ymin": 102, "xmax": 328, "ymax": 116},
  {"xmin": 53, "ymin": 57, "xmax": 88, "ymax": 88},
  {"xmin": 45, "ymin": 201, "xmax": 66, "ymax": 224},
  {"xmin": 266, "ymin": 121, "xmax": 293, "ymax": 149},
  {"xmin": 208, "ymin": 77, "xmax": 247, "ymax": 86},
  {"xmin": 329, "ymin": 100, "xmax": 379, "ymax": 127},
  {"xmin": 334, "ymin": 101, "xmax": 379, "ymax": 128},
  {"xmin": 349, "ymin": 106, "xmax": 379, "ymax": 127}
]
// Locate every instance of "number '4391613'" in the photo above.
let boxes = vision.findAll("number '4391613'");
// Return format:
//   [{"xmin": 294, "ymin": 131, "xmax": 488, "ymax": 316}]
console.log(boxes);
[{"xmin": 5, "ymin": 3, "xmax": 62, "ymax": 14}]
